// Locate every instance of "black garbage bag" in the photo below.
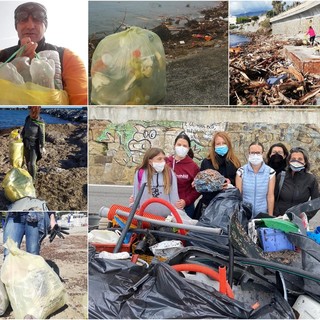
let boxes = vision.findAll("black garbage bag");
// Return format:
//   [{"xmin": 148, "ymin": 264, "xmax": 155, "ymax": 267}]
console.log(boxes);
[
  {"xmin": 197, "ymin": 188, "xmax": 252, "ymax": 234},
  {"xmin": 89, "ymin": 256, "xmax": 253, "ymax": 319},
  {"xmin": 89, "ymin": 257, "xmax": 149, "ymax": 319}
]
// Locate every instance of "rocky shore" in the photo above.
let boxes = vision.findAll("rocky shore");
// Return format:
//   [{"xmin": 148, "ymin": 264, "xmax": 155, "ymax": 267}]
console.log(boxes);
[
  {"xmin": 0, "ymin": 121, "xmax": 87, "ymax": 211},
  {"xmin": 41, "ymin": 108, "xmax": 87, "ymax": 123}
]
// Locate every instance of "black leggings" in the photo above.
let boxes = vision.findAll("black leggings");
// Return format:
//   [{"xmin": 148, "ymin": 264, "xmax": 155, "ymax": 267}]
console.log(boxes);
[{"xmin": 310, "ymin": 36, "xmax": 315, "ymax": 45}]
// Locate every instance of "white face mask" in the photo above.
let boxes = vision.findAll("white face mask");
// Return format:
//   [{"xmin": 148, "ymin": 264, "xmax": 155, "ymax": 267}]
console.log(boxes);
[
  {"xmin": 151, "ymin": 161, "xmax": 166, "ymax": 173},
  {"xmin": 248, "ymin": 154, "xmax": 263, "ymax": 166},
  {"xmin": 175, "ymin": 146, "xmax": 189, "ymax": 158}
]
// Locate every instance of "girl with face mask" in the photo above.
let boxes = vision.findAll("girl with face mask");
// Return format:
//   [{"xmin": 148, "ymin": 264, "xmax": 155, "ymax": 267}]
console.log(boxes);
[
  {"xmin": 266, "ymin": 143, "xmax": 289, "ymax": 175},
  {"xmin": 236, "ymin": 142, "xmax": 276, "ymax": 218},
  {"xmin": 194, "ymin": 131, "xmax": 241, "ymax": 219},
  {"xmin": 133, "ymin": 147, "xmax": 179, "ymax": 217},
  {"xmin": 274, "ymin": 147, "xmax": 319, "ymax": 218},
  {"xmin": 166, "ymin": 132, "xmax": 200, "ymax": 218}
]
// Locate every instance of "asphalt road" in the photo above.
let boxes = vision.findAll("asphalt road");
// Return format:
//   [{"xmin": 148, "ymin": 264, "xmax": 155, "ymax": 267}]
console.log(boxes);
[{"xmin": 88, "ymin": 184, "xmax": 133, "ymax": 214}]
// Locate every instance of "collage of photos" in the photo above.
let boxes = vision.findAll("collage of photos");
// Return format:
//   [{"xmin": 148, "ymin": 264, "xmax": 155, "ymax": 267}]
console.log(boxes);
[{"xmin": 0, "ymin": 0, "xmax": 320, "ymax": 319}]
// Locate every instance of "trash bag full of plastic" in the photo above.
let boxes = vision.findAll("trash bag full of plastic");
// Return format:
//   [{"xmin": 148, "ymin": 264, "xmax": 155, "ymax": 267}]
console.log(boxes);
[
  {"xmin": 91, "ymin": 26, "xmax": 166, "ymax": 105},
  {"xmin": 1, "ymin": 238, "xmax": 67, "ymax": 319},
  {"xmin": 2, "ymin": 168, "xmax": 36, "ymax": 202}
]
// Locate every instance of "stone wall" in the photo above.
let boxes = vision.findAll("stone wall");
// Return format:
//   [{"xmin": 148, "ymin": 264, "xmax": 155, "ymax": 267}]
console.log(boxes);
[{"xmin": 89, "ymin": 107, "xmax": 320, "ymax": 185}]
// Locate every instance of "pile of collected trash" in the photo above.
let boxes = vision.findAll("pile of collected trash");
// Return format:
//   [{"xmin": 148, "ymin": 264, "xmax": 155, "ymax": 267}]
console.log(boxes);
[
  {"xmin": 0, "ymin": 49, "xmax": 68, "ymax": 104},
  {"xmin": 88, "ymin": 190, "xmax": 320, "ymax": 319},
  {"xmin": 229, "ymin": 34, "xmax": 320, "ymax": 106}
]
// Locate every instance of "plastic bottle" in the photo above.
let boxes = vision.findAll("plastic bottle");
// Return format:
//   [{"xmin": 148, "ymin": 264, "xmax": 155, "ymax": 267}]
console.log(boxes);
[
  {"xmin": 0, "ymin": 63, "xmax": 25, "ymax": 85},
  {"xmin": 30, "ymin": 58, "xmax": 55, "ymax": 89}
]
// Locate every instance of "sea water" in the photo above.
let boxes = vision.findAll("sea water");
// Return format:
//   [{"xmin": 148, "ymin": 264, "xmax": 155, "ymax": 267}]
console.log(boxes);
[
  {"xmin": 230, "ymin": 33, "xmax": 251, "ymax": 47},
  {"xmin": 89, "ymin": 1, "xmax": 219, "ymax": 35},
  {"xmin": 0, "ymin": 109, "xmax": 71, "ymax": 130}
]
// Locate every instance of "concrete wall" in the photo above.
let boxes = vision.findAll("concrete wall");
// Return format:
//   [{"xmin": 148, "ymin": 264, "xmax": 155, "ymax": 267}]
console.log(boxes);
[
  {"xmin": 271, "ymin": 5, "xmax": 320, "ymax": 36},
  {"xmin": 89, "ymin": 107, "xmax": 320, "ymax": 185}
]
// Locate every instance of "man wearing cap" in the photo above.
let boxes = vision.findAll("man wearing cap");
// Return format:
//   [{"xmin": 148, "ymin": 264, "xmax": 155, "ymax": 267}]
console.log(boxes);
[{"xmin": 0, "ymin": 2, "xmax": 87, "ymax": 105}]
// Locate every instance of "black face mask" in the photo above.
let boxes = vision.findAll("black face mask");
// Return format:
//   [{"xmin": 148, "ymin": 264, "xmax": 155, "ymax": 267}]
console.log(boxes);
[{"xmin": 268, "ymin": 153, "xmax": 286, "ymax": 174}]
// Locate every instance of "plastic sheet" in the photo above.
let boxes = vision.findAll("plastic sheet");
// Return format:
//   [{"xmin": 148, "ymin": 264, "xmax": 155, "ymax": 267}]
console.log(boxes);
[
  {"xmin": 91, "ymin": 26, "xmax": 166, "ymax": 105},
  {"xmin": 1, "ymin": 238, "xmax": 67, "ymax": 319},
  {"xmin": 2, "ymin": 168, "xmax": 36, "ymax": 202}
]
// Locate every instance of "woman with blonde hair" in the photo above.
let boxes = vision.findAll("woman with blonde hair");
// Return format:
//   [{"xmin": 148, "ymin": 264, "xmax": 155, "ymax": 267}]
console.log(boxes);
[
  {"xmin": 21, "ymin": 106, "xmax": 46, "ymax": 181},
  {"xmin": 133, "ymin": 147, "xmax": 179, "ymax": 217},
  {"xmin": 195, "ymin": 131, "xmax": 241, "ymax": 218}
]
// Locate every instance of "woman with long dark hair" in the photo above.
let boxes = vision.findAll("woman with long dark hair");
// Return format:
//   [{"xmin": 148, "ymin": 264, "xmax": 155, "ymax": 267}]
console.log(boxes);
[{"xmin": 166, "ymin": 132, "xmax": 200, "ymax": 218}]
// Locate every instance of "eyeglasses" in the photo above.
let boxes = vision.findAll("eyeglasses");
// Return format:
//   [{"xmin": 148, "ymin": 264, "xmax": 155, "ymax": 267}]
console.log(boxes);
[{"xmin": 15, "ymin": 10, "xmax": 46, "ymax": 24}]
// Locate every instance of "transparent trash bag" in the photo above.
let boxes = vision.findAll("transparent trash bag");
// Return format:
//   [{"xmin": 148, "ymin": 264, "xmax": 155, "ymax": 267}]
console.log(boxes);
[
  {"xmin": 30, "ymin": 57, "xmax": 55, "ymax": 89},
  {"xmin": 9, "ymin": 129, "xmax": 24, "ymax": 168},
  {"xmin": 1, "ymin": 238, "xmax": 67, "ymax": 319},
  {"xmin": 0, "ymin": 62, "xmax": 25, "ymax": 85},
  {"xmin": 0, "ymin": 278, "xmax": 9, "ymax": 316},
  {"xmin": 2, "ymin": 168, "xmax": 36, "ymax": 202},
  {"xmin": 91, "ymin": 26, "xmax": 166, "ymax": 105},
  {"xmin": 11, "ymin": 56, "xmax": 32, "ymax": 82}
]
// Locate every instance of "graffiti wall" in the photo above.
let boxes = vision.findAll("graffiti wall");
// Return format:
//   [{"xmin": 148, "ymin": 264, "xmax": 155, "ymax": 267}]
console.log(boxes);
[{"xmin": 89, "ymin": 119, "xmax": 320, "ymax": 185}]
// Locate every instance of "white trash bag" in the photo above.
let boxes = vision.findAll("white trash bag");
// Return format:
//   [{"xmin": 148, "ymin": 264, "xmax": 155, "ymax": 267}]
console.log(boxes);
[
  {"xmin": 1, "ymin": 238, "xmax": 67, "ymax": 319},
  {"xmin": 0, "ymin": 278, "xmax": 9, "ymax": 316}
]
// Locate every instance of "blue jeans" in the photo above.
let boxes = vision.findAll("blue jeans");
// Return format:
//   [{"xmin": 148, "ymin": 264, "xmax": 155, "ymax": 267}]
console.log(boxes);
[{"xmin": 3, "ymin": 213, "xmax": 40, "ymax": 257}]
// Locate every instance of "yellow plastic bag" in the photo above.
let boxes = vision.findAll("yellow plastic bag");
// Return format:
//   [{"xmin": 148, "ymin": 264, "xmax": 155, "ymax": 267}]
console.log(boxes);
[
  {"xmin": 1, "ymin": 238, "xmax": 67, "ymax": 319},
  {"xmin": 2, "ymin": 168, "xmax": 36, "ymax": 202},
  {"xmin": 91, "ymin": 26, "xmax": 166, "ymax": 105},
  {"xmin": 9, "ymin": 129, "xmax": 24, "ymax": 168},
  {"xmin": 0, "ymin": 79, "xmax": 69, "ymax": 105}
]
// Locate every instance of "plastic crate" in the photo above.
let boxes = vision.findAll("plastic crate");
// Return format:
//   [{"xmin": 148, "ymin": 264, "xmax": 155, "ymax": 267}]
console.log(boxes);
[
  {"xmin": 258, "ymin": 227, "xmax": 295, "ymax": 252},
  {"xmin": 92, "ymin": 234, "xmax": 136, "ymax": 253}
]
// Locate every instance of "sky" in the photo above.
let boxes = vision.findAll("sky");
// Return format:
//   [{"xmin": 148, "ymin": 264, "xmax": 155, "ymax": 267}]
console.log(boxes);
[
  {"xmin": 0, "ymin": 0, "xmax": 88, "ymax": 70},
  {"xmin": 230, "ymin": 0, "xmax": 297, "ymax": 16}
]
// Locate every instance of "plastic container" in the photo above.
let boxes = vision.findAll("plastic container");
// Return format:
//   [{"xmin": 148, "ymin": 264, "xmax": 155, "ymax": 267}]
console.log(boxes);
[
  {"xmin": 292, "ymin": 295, "xmax": 320, "ymax": 319},
  {"xmin": 258, "ymin": 228, "xmax": 295, "ymax": 252},
  {"xmin": 92, "ymin": 233, "xmax": 136, "ymax": 253}
]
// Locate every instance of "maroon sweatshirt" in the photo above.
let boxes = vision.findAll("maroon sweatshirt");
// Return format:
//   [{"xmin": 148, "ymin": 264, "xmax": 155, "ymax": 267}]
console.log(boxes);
[{"xmin": 166, "ymin": 155, "xmax": 200, "ymax": 206}]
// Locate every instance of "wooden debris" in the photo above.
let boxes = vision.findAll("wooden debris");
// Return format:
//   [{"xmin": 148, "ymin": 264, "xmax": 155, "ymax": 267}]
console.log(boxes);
[{"xmin": 230, "ymin": 34, "xmax": 320, "ymax": 106}]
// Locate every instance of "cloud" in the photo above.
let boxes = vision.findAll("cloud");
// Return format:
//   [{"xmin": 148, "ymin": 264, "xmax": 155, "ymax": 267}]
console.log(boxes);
[{"xmin": 230, "ymin": 0, "xmax": 273, "ymax": 15}]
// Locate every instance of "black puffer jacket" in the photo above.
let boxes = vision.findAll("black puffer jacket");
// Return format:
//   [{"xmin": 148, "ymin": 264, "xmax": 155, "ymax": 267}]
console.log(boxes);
[{"xmin": 274, "ymin": 169, "xmax": 319, "ymax": 218}]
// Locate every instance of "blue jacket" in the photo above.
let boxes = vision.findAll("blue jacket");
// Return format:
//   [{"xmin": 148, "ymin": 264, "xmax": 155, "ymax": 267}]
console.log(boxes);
[{"xmin": 240, "ymin": 162, "xmax": 272, "ymax": 217}]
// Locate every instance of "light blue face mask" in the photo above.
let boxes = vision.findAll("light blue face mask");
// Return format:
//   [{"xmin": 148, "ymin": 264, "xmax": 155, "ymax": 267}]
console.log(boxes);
[{"xmin": 215, "ymin": 145, "xmax": 228, "ymax": 156}]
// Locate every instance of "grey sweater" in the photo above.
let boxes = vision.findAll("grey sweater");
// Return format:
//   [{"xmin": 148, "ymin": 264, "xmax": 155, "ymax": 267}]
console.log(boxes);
[{"xmin": 133, "ymin": 169, "xmax": 179, "ymax": 217}]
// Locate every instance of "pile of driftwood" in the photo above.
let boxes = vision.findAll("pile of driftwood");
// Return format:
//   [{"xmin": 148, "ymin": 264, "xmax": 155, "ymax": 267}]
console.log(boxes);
[{"xmin": 230, "ymin": 35, "xmax": 320, "ymax": 106}]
